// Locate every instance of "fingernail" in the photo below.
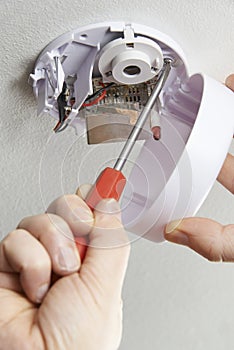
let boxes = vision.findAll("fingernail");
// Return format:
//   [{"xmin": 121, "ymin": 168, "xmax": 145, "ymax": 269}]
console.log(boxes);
[
  {"xmin": 95, "ymin": 199, "xmax": 121, "ymax": 216},
  {"xmin": 76, "ymin": 184, "xmax": 92, "ymax": 199},
  {"xmin": 73, "ymin": 207, "xmax": 93, "ymax": 223},
  {"xmin": 36, "ymin": 283, "xmax": 49, "ymax": 303},
  {"xmin": 165, "ymin": 230, "xmax": 189, "ymax": 246},
  {"xmin": 165, "ymin": 220, "xmax": 181, "ymax": 234},
  {"xmin": 225, "ymin": 75, "xmax": 234, "ymax": 89},
  {"xmin": 58, "ymin": 247, "xmax": 80, "ymax": 271}
]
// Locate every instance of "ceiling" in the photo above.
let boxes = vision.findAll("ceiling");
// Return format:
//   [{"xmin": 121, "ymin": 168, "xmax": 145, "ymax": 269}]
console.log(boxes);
[{"xmin": 0, "ymin": 1, "xmax": 233, "ymax": 349}]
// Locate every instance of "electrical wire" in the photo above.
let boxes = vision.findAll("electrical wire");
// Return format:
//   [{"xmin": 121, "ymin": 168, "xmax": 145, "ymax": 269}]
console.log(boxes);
[
  {"xmin": 53, "ymin": 115, "xmax": 68, "ymax": 133},
  {"xmin": 54, "ymin": 122, "xmax": 69, "ymax": 133},
  {"xmin": 54, "ymin": 82, "xmax": 115, "ymax": 132},
  {"xmin": 83, "ymin": 82, "xmax": 115, "ymax": 103},
  {"xmin": 82, "ymin": 89, "xmax": 107, "ymax": 107}
]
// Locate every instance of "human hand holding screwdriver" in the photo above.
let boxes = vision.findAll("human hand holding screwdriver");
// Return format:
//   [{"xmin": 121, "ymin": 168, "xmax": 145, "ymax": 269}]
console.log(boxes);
[
  {"xmin": 164, "ymin": 74, "xmax": 234, "ymax": 262},
  {"xmin": 0, "ymin": 186, "xmax": 130, "ymax": 350}
]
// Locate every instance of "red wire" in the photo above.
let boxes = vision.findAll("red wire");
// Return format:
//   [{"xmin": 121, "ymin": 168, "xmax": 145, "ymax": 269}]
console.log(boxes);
[{"xmin": 82, "ymin": 82, "xmax": 107, "ymax": 107}]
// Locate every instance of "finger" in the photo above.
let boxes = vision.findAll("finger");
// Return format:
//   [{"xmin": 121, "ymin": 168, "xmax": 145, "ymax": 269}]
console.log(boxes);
[
  {"xmin": 0, "ymin": 272, "xmax": 22, "ymax": 293},
  {"xmin": 18, "ymin": 214, "xmax": 80, "ymax": 276},
  {"xmin": 225, "ymin": 74, "xmax": 234, "ymax": 91},
  {"xmin": 80, "ymin": 199, "xmax": 130, "ymax": 298},
  {"xmin": 47, "ymin": 194, "xmax": 94, "ymax": 236},
  {"xmin": 217, "ymin": 153, "xmax": 234, "ymax": 194},
  {"xmin": 164, "ymin": 217, "xmax": 234, "ymax": 262},
  {"xmin": 0, "ymin": 229, "xmax": 51, "ymax": 303},
  {"xmin": 76, "ymin": 184, "xmax": 92, "ymax": 200}
]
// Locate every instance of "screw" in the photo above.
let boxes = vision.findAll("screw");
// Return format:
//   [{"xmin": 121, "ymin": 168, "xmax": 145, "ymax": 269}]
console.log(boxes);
[{"xmin": 105, "ymin": 71, "xmax": 112, "ymax": 77}]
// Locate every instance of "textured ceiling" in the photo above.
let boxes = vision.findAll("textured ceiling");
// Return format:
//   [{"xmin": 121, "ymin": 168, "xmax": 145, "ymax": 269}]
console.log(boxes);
[{"xmin": 0, "ymin": 1, "xmax": 234, "ymax": 349}]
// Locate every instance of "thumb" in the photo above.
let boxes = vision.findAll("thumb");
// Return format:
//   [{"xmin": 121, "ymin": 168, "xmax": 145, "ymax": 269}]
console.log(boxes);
[
  {"xmin": 225, "ymin": 74, "xmax": 234, "ymax": 90},
  {"xmin": 80, "ymin": 199, "xmax": 130, "ymax": 297},
  {"xmin": 164, "ymin": 217, "xmax": 234, "ymax": 262}
]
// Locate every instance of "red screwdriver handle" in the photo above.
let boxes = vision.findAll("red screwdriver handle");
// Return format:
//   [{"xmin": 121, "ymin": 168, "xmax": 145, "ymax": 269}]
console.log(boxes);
[
  {"xmin": 85, "ymin": 167, "xmax": 126, "ymax": 210},
  {"xmin": 75, "ymin": 167, "xmax": 126, "ymax": 261}
]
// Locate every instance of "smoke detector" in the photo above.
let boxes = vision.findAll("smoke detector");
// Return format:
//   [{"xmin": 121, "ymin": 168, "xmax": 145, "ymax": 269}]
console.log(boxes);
[{"xmin": 29, "ymin": 22, "xmax": 234, "ymax": 242}]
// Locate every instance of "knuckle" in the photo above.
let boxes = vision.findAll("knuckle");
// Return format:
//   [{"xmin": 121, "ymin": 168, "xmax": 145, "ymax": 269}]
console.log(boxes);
[
  {"xmin": 17, "ymin": 216, "xmax": 33, "ymax": 229},
  {"xmin": 44, "ymin": 215, "xmax": 62, "ymax": 236},
  {"xmin": 44, "ymin": 214, "xmax": 75, "ymax": 244},
  {"xmin": 220, "ymin": 226, "xmax": 234, "ymax": 262},
  {"xmin": 206, "ymin": 239, "xmax": 222, "ymax": 262},
  {"xmin": 3, "ymin": 229, "xmax": 25, "ymax": 246},
  {"xmin": 59, "ymin": 194, "xmax": 82, "ymax": 206},
  {"xmin": 50, "ymin": 194, "xmax": 85, "ymax": 215},
  {"xmin": 223, "ymin": 224, "xmax": 234, "ymax": 234},
  {"xmin": 21, "ymin": 253, "xmax": 51, "ymax": 272},
  {"xmin": 17, "ymin": 217, "xmax": 26, "ymax": 228}
]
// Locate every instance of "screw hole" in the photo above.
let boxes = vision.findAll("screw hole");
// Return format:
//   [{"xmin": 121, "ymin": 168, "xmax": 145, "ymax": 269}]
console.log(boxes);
[
  {"xmin": 123, "ymin": 65, "xmax": 141, "ymax": 76},
  {"xmin": 80, "ymin": 34, "xmax": 88, "ymax": 40}
]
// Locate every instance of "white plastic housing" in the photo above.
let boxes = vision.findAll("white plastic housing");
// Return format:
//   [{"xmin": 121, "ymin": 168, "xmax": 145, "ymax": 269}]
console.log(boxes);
[
  {"xmin": 29, "ymin": 22, "xmax": 234, "ymax": 242},
  {"xmin": 98, "ymin": 26, "xmax": 164, "ymax": 84}
]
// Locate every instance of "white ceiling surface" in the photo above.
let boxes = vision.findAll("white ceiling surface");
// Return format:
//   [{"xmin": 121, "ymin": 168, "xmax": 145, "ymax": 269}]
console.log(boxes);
[{"xmin": 0, "ymin": 0, "xmax": 234, "ymax": 349}]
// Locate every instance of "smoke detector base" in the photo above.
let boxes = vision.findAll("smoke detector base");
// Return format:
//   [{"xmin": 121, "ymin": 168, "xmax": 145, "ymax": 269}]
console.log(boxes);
[{"xmin": 29, "ymin": 22, "xmax": 234, "ymax": 243}]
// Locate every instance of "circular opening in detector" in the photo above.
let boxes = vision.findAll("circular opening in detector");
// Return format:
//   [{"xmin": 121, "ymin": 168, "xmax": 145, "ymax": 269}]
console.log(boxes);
[{"xmin": 123, "ymin": 65, "xmax": 141, "ymax": 76}]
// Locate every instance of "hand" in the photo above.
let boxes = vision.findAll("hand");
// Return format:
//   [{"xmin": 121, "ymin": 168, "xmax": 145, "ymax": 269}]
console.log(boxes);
[
  {"xmin": 0, "ymin": 188, "xmax": 130, "ymax": 350},
  {"xmin": 164, "ymin": 74, "xmax": 234, "ymax": 261}
]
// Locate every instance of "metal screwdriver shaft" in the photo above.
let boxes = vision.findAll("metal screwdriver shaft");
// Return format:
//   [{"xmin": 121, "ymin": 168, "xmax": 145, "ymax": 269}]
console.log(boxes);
[
  {"xmin": 113, "ymin": 58, "xmax": 172, "ymax": 172},
  {"xmin": 85, "ymin": 58, "xmax": 172, "ymax": 211}
]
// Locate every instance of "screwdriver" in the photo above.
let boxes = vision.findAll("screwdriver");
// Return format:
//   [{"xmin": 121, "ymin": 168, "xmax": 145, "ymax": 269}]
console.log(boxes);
[{"xmin": 75, "ymin": 58, "xmax": 172, "ymax": 260}]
